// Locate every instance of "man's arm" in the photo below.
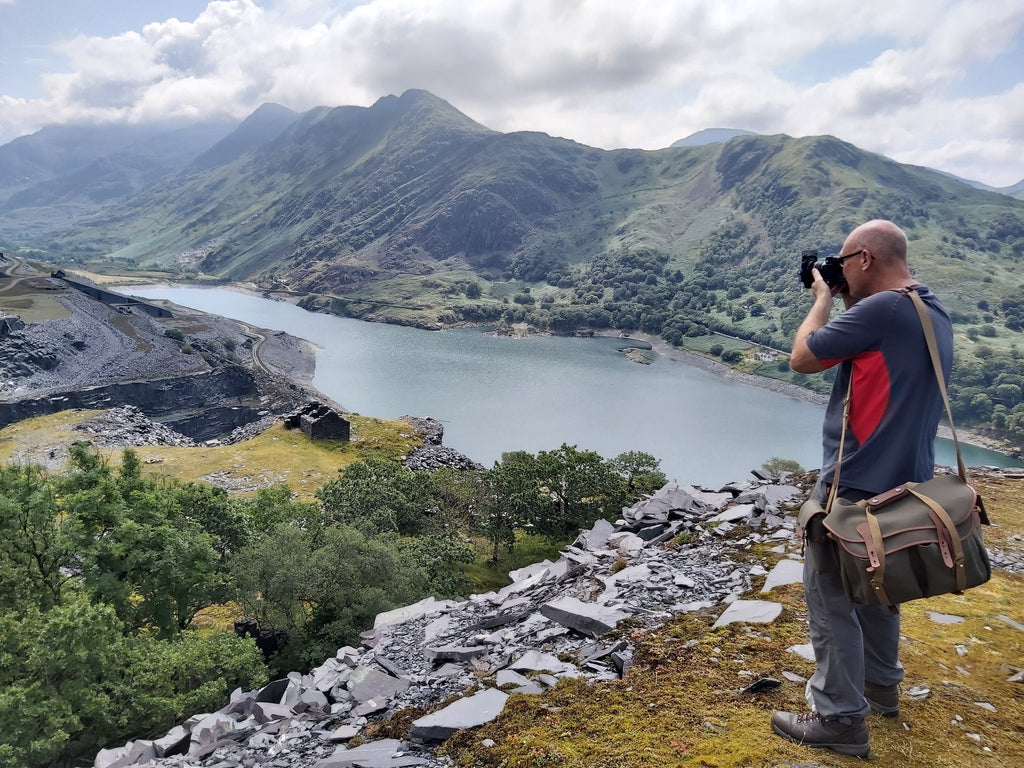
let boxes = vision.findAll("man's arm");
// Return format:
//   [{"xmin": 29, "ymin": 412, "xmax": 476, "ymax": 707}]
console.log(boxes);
[{"xmin": 789, "ymin": 269, "xmax": 836, "ymax": 373}]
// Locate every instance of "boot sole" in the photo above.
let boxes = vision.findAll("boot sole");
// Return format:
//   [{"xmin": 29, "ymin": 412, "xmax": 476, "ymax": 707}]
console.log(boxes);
[
  {"xmin": 866, "ymin": 697, "xmax": 900, "ymax": 717},
  {"xmin": 771, "ymin": 722, "xmax": 870, "ymax": 758}
]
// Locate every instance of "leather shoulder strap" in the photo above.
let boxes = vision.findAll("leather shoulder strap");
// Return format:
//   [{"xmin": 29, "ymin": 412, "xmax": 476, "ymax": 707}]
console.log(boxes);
[{"xmin": 904, "ymin": 288, "xmax": 966, "ymax": 482}]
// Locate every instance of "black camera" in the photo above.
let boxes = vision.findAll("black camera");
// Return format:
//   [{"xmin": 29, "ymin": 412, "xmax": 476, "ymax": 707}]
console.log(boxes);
[{"xmin": 799, "ymin": 249, "xmax": 846, "ymax": 290}]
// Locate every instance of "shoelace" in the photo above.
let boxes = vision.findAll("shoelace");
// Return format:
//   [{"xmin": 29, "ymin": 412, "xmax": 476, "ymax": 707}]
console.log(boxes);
[{"xmin": 795, "ymin": 711, "xmax": 828, "ymax": 724}]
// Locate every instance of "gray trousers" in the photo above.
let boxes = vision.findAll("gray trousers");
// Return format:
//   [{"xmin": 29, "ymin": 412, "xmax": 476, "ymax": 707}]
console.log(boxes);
[{"xmin": 804, "ymin": 478, "xmax": 904, "ymax": 719}]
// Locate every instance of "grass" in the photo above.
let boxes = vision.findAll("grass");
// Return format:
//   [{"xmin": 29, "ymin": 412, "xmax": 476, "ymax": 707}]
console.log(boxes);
[
  {"xmin": 0, "ymin": 411, "xmax": 423, "ymax": 500},
  {"xmin": 0, "ymin": 289, "xmax": 72, "ymax": 322},
  {"xmin": 464, "ymin": 533, "xmax": 568, "ymax": 593},
  {"xmin": 437, "ymin": 473, "xmax": 1024, "ymax": 767}
]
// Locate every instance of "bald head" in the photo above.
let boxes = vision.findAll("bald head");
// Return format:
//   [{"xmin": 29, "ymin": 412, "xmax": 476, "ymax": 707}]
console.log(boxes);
[
  {"xmin": 838, "ymin": 219, "xmax": 915, "ymax": 297},
  {"xmin": 845, "ymin": 220, "xmax": 908, "ymax": 265}
]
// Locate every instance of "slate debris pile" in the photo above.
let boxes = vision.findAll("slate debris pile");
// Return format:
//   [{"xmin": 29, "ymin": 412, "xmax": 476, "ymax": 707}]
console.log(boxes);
[
  {"xmin": 402, "ymin": 445, "xmax": 485, "ymax": 473},
  {"xmin": 93, "ymin": 475, "xmax": 809, "ymax": 768},
  {"xmin": 400, "ymin": 416, "xmax": 484, "ymax": 473},
  {"xmin": 2, "ymin": 289, "xmax": 201, "ymax": 397},
  {"xmin": 74, "ymin": 405, "xmax": 197, "ymax": 447}
]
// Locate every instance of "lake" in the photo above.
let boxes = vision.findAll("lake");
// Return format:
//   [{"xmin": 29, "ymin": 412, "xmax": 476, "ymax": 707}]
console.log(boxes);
[{"xmin": 125, "ymin": 285, "xmax": 1022, "ymax": 487}]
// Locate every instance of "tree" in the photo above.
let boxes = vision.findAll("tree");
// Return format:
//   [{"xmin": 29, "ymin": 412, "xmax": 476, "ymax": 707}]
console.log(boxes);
[
  {"xmin": 316, "ymin": 458, "xmax": 430, "ymax": 536},
  {"xmin": 234, "ymin": 522, "xmax": 428, "ymax": 671},
  {"xmin": 398, "ymin": 535, "xmax": 476, "ymax": 598},
  {"xmin": 0, "ymin": 463, "xmax": 71, "ymax": 610},
  {"xmin": 477, "ymin": 452, "xmax": 546, "ymax": 562},
  {"xmin": 762, "ymin": 457, "xmax": 805, "ymax": 475},
  {"xmin": 231, "ymin": 523, "xmax": 316, "ymax": 635},
  {"xmin": 0, "ymin": 593, "xmax": 267, "ymax": 768},
  {"xmin": 0, "ymin": 595, "xmax": 126, "ymax": 768},
  {"xmin": 174, "ymin": 482, "xmax": 248, "ymax": 563},
  {"xmin": 530, "ymin": 445, "xmax": 630, "ymax": 537},
  {"xmin": 59, "ymin": 446, "xmax": 224, "ymax": 637},
  {"xmin": 246, "ymin": 484, "xmax": 323, "ymax": 540},
  {"xmin": 120, "ymin": 631, "xmax": 267, "ymax": 741},
  {"xmin": 611, "ymin": 451, "xmax": 667, "ymax": 496}
]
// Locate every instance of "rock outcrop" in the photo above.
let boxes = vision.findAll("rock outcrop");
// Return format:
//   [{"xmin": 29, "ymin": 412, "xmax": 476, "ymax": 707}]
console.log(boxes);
[
  {"xmin": 0, "ymin": 274, "xmax": 320, "ymax": 443},
  {"xmin": 94, "ymin": 473, "xmax": 810, "ymax": 768},
  {"xmin": 400, "ymin": 416, "xmax": 484, "ymax": 472}
]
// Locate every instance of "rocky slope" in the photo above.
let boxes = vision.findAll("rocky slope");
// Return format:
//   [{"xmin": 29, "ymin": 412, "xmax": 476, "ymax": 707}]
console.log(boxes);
[
  {"xmin": 0, "ymin": 267, "xmax": 322, "ymax": 441},
  {"xmin": 90, "ymin": 470, "xmax": 1024, "ymax": 768}
]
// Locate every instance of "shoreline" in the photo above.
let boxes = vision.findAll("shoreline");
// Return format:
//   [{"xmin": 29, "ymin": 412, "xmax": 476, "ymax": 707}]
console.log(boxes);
[
  {"xmin": 604, "ymin": 330, "xmax": 1018, "ymax": 458},
  {"xmin": 116, "ymin": 279, "xmax": 1020, "ymax": 460}
]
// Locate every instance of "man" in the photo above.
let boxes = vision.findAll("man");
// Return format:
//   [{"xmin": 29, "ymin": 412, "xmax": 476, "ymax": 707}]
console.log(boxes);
[{"xmin": 771, "ymin": 219, "xmax": 953, "ymax": 757}]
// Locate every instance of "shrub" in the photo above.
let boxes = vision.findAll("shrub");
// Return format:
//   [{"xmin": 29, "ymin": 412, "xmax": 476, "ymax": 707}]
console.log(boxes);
[{"xmin": 720, "ymin": 349, "xmax": 742, "ymax": 363}]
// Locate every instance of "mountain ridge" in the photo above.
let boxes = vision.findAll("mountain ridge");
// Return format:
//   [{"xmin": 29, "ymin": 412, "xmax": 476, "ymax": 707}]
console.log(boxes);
[{"xmin": 2, "ymin": 90, "xmax": 1024, "ymax": 449}]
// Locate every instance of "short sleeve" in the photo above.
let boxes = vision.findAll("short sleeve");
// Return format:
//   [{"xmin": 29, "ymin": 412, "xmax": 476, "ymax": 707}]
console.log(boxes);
[{"xmin": 806, "ymin": 292, "xmax": 895, "ymax": 368}]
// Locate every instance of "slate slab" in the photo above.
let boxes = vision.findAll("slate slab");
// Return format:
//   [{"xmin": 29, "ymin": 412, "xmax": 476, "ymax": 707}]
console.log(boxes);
[
  {"xmin": 496, "ymin": 669, "xmax": 533, "ymax": 687},
  {"xmin": 424, "ymin": 645, "xmax": 488, "ymax": 663},
  {"xmin": 760, "ymin": 558, "xmax": 804, "ymax": 592},
  {"xmin": 708, "ymin": 504, "xmax": 757, "ymax": 523},
  {"xmin": 508, "ymin": 650, "xmax": 574, "ymax": 674},
  {"xmin": 576, "ymin": 518, "xmax": 616, "ymax": 549},
  {"xmin": 787, "ymin": 643, "xmax": 815, "ymax": 662},
  {"xmin": 373, "ymin": 597, "xmax": 452, "ymax": 629},
  {"xmin": 347, "ymin": 665, "xmax": 411, "ymax": 703},
  {"xmin": 711, "ymin": 600, "xmax": 783, "ymax": 628},
  {"xmin": 926, "ymin": 611, "xmax": 965, "ymax": 625},
  {"xmin": 410, "ymin": 688, "xmax": 510, "ymax": 742},
  {"xmin": 539, "ymin": 596, "xmax": 629, "ymax": 636},
  {"xmin": 999, "ymin": 614, "xmax": 1024, "ymax": 632},
  {"xmin": 153, "ymin": 725, "xmax": 190, "ymax": 757},
  {"xmin": 316, "ymin": 738, "xmax": 428, "ymax": 767}
]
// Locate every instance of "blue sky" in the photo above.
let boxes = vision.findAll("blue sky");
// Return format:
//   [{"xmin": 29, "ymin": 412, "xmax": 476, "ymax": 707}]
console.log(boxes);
[{"xmin": 1, "ymin": 0, "xmax": 1022, "ymax": 187}]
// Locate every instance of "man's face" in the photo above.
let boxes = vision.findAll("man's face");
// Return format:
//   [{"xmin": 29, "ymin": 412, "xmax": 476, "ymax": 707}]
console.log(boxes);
[{"xmin": 838, "ymin": 239, "xmax": 866, "ymax": 298}]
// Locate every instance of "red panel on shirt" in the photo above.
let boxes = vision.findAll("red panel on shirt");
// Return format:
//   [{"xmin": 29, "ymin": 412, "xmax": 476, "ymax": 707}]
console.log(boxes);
[{"xmin": 850, "ymin": 351, "xmax": 890, "ymax": 444}]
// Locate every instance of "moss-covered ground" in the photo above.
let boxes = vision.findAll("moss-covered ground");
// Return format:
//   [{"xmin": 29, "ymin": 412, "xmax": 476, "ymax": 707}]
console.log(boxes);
[
  {"xmin": 438, "ymin": 474, "xmax": 1024, "ymax": 767},
  {"xmin": 0, "ymin": 410, "xmax": 421, "ymax": 499}
]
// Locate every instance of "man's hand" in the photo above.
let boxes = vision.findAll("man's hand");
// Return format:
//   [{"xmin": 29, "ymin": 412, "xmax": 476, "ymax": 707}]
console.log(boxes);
[{"xmin": 809, "ymin": 267, "xmax": 837, "ymax": 303}]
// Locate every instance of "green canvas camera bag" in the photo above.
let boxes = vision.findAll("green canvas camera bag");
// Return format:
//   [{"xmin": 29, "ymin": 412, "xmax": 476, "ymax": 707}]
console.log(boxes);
[
  {"xmin": 813, "ymin": 289, "xmax": 992, "ymax": 606},
  {"xmin": 823, "ymin": 474, "xmax": 990, "ymax": 605}
]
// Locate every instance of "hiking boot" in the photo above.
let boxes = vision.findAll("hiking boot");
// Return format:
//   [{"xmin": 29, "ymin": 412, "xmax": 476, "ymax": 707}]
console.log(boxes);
[
  {"xmin": 864, "ymin": 681, "xmax": 900, "ymax": 717},
  {"xmin": 771, "ymin": 710, "xmax": 870, "ymax": 758}
]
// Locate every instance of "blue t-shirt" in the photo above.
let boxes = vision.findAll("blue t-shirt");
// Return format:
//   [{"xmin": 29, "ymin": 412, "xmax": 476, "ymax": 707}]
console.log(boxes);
[{"xmin": 806, "ymin": 285, "xmax": 953, "ymax": 494}]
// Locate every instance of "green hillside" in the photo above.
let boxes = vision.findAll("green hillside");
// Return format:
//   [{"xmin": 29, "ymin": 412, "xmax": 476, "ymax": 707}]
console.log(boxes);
[{"xmin": 2, "ymin": 90, "xmax": 1024, "ymax": 448}]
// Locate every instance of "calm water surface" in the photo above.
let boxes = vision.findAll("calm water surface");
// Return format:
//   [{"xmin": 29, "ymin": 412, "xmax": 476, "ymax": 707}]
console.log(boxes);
[{"xmin": 126, "ymin": 286, "xmax": 1022, "ymax": 487}]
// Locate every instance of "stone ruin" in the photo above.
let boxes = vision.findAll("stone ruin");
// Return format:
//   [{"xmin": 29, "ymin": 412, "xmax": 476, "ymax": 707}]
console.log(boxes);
[{"xmin": 285, "ymin": 402, "xmax": 351, "ymax": 441}]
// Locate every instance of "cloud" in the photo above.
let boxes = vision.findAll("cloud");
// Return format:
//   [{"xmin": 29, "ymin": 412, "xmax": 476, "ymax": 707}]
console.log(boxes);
[{"xmin": 0, "ymin": 0, "xmax": 1021, "ymax": 185}]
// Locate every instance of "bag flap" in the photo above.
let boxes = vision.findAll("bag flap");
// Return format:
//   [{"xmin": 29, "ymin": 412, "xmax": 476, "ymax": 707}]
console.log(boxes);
[{"xmin": 823, "ymin": 475, "xmax": 981, "ymax": 556}]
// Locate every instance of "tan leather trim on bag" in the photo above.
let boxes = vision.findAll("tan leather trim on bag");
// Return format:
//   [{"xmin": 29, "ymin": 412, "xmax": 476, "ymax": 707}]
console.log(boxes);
[
  {"xmin": 866, "ymin": 486, "xmax": 909, "ymax": 508},
  {"xmin": 906, "ymin": 487, "xmax": 967, "ymax": 592},
  {"xmin": 863, "ymin": 512, "xmax": 891, "ymax": 604}
]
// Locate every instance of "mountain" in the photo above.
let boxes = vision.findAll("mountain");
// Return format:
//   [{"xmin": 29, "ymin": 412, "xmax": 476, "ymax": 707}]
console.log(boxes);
[
  {"xmin": 189, "ymin": 103, "xmax": 300, "ymax": 171},
  {"xmin": 0, "ymin": 119, "xmax": 238, "ymax": 236},
  {"xmin": 932, "ymin": 169, "xmax": 1024, "ymax": 200},
  {"xmin": 1, "ymin": 89, "xmax": 1024, "ymax": 447},
  {"xmin": 1, "ymin": 90, "xmax": 1021, "ymax": 326},
  {"xmin": 671, "ymin": 128, "xmax": 758, "ymax": 147}
]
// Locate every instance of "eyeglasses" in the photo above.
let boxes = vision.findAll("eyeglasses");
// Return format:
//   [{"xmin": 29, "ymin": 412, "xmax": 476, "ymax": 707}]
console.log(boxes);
[{"xmin": 835, "ymin": 249, "xmax": 865, "ymax": 264}]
